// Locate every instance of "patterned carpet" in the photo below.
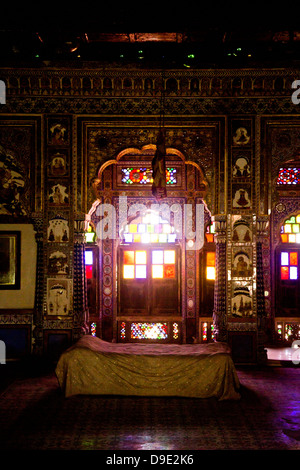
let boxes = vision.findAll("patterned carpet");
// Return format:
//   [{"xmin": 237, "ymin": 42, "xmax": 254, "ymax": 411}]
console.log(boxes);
[{"xmin": 0, "ymin": 362, "xmax": 299, "ymax": 451}]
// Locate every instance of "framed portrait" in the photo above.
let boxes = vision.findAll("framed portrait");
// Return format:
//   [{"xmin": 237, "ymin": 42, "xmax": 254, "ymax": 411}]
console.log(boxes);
[{"xmin": 0, "ymin": 231, "xmax": 21, "ymax": 289}]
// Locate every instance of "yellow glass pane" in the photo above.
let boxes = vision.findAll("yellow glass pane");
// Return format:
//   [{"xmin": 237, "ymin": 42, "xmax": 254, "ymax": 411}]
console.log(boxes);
[
  {"xmin": 206, "ymin": 252, "xmax": 215, "ymax": 267},
  {"xmin": 206, "ymin": 267, "xmax": 215, "ymax": 280},
  {"xmin": 135, "ymin": 251, "xmax": 147, "ymax": 264},
  {"xmin": 152, "ymin": 265, "xmax": 164, "ymax": 278},
  {"xmin": 150, "ymin": 234, "xmax": 159, "ymax": 243},
  {"xmin": 164, "ymin": 250, "xmax": 175, "ymax": 264},
  {"xmin": 292, "ymin": 224, "xmax": 300, "ymax": 233},
  {"xmin": 296, "ymin": 215, "xmax": 300, "ymax": 223},
  {"xmin": 124, "ymin": 251, "xmax": 134, "ymax": 264},
  {"xmin": 123, "ymin": 265, "xmax": 135, "ymax": 279},
  {"xmin": 129, "ymin": 224, "xmax": 137, "ymax": 233},
  {"xmin": 133, "ymin": 234, "xmax": 141, "ymax": 243}
]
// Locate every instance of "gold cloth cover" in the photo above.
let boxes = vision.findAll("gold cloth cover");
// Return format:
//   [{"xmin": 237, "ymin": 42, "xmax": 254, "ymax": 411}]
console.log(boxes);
[{"xmin": 55, "ymin": 335, "xmax": 240, "ymax": 400}]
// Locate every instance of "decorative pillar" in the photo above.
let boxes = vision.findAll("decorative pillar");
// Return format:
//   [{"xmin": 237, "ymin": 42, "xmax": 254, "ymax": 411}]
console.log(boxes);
[
  {"xmin": 73, "ymin": 219, "xmax": 89, "ymax": 340},
  {"xmin": 212, "ymin": 215, "xmax": 227, "ymax": 342},
  {"xmin": 31, "ymin": 214, "xmax": 45, "ymax": 355},
  {"xmin": 256, "ymin": 216, "xmax": 269, "ymax": 364}
]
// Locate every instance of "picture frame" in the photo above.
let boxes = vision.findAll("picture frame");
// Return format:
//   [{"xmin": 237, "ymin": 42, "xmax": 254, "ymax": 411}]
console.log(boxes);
[{"xmin": 0, "ymin": 231, "xmax": 21, "ymax": 289}]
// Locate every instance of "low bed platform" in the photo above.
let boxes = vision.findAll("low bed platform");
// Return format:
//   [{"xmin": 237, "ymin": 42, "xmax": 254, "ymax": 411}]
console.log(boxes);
[{"xmin": 55, "ymin": 335, "xmax": 240, "ymax": 400}]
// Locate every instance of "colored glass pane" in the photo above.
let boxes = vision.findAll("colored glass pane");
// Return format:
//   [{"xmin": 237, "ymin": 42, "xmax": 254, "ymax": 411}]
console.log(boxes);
[
  {"xmin": 138, "ymin": 224, "xmax": 146, "ymax": 233},
  {"xmin": 85, "ymin": 251, "xmax": 93, "ymax": 265},
  {"xmin": 293, "ymin": 224, "xmax": 300, "ymax": 233},
  {"xmin": 164, "ymin": 264, "xmax": 175, "ymax": 278},
  {"xmin": 290, "ymin": 266, "xmax": 298, "ymax": 280},
  {"xmin": 85, "ymin": 265, "xmax": 93, "ymax": 279},
  {"xmin": 124, "ymin": 251, "xmax": 135, "ymax": 264},
  {"xmin": 206, "ymin": 267, "xmax": 216, "ymax": 280},
  {"xmin": 289, "ymin": 234, "xmax": 296, "ymax": 243},
  {"xmin": 150, "ymin": 234, "xmax": 159, "ymax": 243},
  {"xmin": 206, "ymin": 252, "xmax": 215, "ymax": 267},
  {"xmin": 152, "ymin": 265, "xmax": 164, "ymax": 278},
  {"xmin": 164, "ymin": 250, "xmax": 175, "ymax": 264},
  {"xmin": 124, "ymin": 233, "xmax": 133, "ymax": 243},
  {"xmin": 141, "ymin": 233, "xmax": 151, "ymax": 243},
  {"xmin": 168, "ymin": 234, "xmax": 176, "ymax": 243},
  {"xmin": 163, "ymin": 224, "xmax": 171, "ymax": 234},
  {"xmin": 135, "ymin": 265, "xmax": 147, "ymax": 279},
  {"xmin": 290, "ymin": 252, "xmax": 298, "ymax": 266},
  {"xmin": 281, "ymin": 266, "xmax": 289, "ymax": 280},
  {"xmin": 123, "ymin": 265, "xmax": 135, "ymax": 279},
  {"xmin": 159, "ymin": 234, "xmax": 168, "ymax": 243},
  {"xmin": 135, "ymin": 251, "xmax": 147, "ymax": 264},
  {"xmin": 297, "ymin": 215, "xmax": 300, "ymax": 223},
  {"xmin": 152, "ymin": 250, "xmax": 164, "ymax": 264},
  {"xmin": 284, "ymin": 224, "xmax": 292, "ymax": 233},
  {"xmin": 129, "ymin": 224, "xmax": 137, "ymax": 233},
  {"xmin": 281, "ymin": 252, "xmax": 289, "ymax": 266},
  {"xmin": 133, "ymin": 234, "xmax": 141, "ymax": 243},
  {"xmin": 281, "ymin": 234, "xmax": 288, "ymax": 243}
]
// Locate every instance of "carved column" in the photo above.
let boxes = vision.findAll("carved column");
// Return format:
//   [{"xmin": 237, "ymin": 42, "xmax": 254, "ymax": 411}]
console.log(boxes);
[
  {"xmin": 256, "ymin": 216, "xmax": 269, "ymax": 364},
  {"xmin": 212, "ymin": 215, "xmax": 227, "ymax": 342},
  {"xmin": 73, "ymin": 219, "xmax": 89, "ymax": 340},
  {"xmin": 31, "ymin": 214, "xmax": 45, "ymax": 355}
]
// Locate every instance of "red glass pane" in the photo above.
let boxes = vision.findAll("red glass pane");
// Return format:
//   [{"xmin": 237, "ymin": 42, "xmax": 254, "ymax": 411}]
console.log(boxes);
[
  {"xmin": 86, "ymin": 265, "xmax": 93, "ymax": 279},
  {"xmin": 281, "ymin": 266, "xmax": 289, "ymax": 280},
  {"xmin": 124, "ymin": 251, "xmax": 135, "ymax": 264},
  {"xmin": 164, "ymin": 264, "xmax": 175, "ymax": 278},
  {"xmin": 290, "ymin": 252, "xmax": 298, "ymax": 266}
]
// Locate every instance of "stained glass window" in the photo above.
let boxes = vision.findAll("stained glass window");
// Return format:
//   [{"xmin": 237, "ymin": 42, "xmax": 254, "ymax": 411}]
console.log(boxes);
[
  {"xmin": 123, "ymin": 250, "xmax": 147, "ymax": 279},
  {"xmin": 122, "ymin": 213, "xmax": 176, "ymax": 244},
  {"xmin": 121, "ymin": 167, "xmax": 177, "ymax": 185},
  {"xmin": 90, "ymin": 322, "xmax": 97, "ymax": 336},
  {"xmin": 85, "ymin": 250, "xmax": 93, "ymax": 279},
  {"xmin": 131, "ymin": 322, "xmax": 168, "ymax": 340},
  {"xmin": 276, "ymin": 167, "xmax": 300, "ymax": 185},
  {"xmin": 152, "ymin": 249, "xmax": 176, "ymax": 279},
  {"xmin": 280, "ymin": 251, "xmax": 298, "ymax": 280},
  {"xmin": 280, "ymin": 215, "xmax": 300, "ymax": 243}
]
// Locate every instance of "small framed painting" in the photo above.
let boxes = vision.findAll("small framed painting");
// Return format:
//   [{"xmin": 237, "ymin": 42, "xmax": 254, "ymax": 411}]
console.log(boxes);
[{"xmin": 0, "ymin": 232, "xmax": 21, "ymax": 289}]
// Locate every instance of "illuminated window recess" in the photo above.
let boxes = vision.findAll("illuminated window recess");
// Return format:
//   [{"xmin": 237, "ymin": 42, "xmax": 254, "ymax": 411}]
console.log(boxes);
[
  {"xmin": 276, "ymin": 322, "xmax": 300, "ymax": 342},
  {"xmin": 120, "ymin": 322, "xmax": 179, "ymax": 340},
  {"xmin": 280, "ymin": 215, "xmax": 300, "ymax": 243},
  {"xmin": 202, "ymin": 322, "xmax": 215, "ymax": 342},
  {"xmin": 206, "ymin": 252, "xmax": 216, "ymax": 280},
  {"xmin": 85, "ymin": 250, "xmax": 93, "ymax": 279},
  {"xmin": 280, "ymin": 251, "xmax": 298, "ymax": 280},
  {"xmin": 90, "ymin": 322, "xmax": 97, "ymax": 337}
]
